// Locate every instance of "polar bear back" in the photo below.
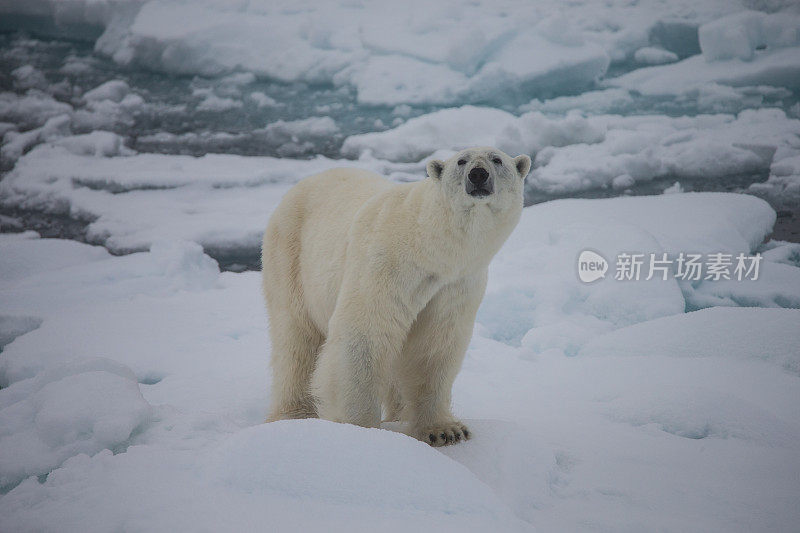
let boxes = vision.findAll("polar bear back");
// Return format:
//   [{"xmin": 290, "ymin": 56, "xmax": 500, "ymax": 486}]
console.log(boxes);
[{"xmin": 263, "ymin": 168, "xmax": 393, "ymax": 334}]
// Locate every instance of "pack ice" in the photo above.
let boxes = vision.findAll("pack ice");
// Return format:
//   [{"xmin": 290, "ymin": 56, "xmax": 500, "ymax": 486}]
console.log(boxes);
[{"xmin": 1, "ymin": 0, "xmax": 799, "ymax": 531}]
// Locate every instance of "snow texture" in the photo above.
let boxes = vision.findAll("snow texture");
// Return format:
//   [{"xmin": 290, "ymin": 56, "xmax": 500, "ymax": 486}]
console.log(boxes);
[
  {"xmin": 1, "ymin": 187, "xmax": 799, "ymax": 530},
  {"xmin": 1, "ymin": 0, "xmax": 799, "ymax": 531}
]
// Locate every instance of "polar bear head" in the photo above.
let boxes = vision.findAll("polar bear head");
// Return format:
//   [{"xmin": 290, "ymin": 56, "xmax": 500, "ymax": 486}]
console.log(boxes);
[{"xmin": 426, "ymin": 147, "xmax": 531, "ymax": 210}]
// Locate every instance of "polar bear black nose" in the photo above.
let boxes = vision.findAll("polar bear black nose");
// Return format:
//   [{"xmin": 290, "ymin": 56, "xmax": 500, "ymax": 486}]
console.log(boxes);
[{"xmin": 468, "ymin": 167, "xmax": 489, "ymax": 185}]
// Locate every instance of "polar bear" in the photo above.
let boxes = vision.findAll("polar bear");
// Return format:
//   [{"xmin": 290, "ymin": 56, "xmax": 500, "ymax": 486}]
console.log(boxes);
[{"xmin": 262, "ymin": 147, "xmax": 531, "ymax": 446}]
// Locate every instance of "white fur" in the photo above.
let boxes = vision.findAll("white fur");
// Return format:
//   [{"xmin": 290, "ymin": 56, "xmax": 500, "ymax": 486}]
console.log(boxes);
[{"xmin": 262, "ymin": 147, "xmax": 531, "ymax": 445}]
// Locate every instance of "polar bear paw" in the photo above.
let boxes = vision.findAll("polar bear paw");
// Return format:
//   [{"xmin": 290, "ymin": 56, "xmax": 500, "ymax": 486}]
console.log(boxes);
[{"xmin": 419, "ymin": 421, "xmax": 470, "ymax": 447}]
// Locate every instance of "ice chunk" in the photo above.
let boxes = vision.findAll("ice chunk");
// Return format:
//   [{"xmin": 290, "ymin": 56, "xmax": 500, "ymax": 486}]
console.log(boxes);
[
  {"xmin": 0, "ymin": 367, "xmax": 151, "ymax": 491},
  {"xmin": 1, "ymin": 114, "xmax": 71, "ymax": 162},
  {"xmin": 699, "ymin": 10, "xmax": 800, "ymax": 62},
  {"xmin": 0, "ymin": 234, "xmax": 110, "ymax": 282},
  {"xmin": 529, "ymin": 109, "xmax": 800, "ymax": 194},
  {"xmin": 0, "ymin": 90, "xmax": 72, "ymax": 130},
  {"xmin": 579, "ymin": 307, "xmax": 800, "ymax": 374},
  {"xmin": 263, "ymin": 116, "xmax": 339, "ymax": 140},
  {"xmin": 148, "ymin": 240, "xmax": 220, "ymax": 290},
  {"xmin": 341, "ymin": 106, "xmax": 518, "ymax": 161},
  {"xmin": 344, "ymin": 106, "xmax": 800, "ymax": 194},
  {"xmin": 11, "ymin": 65, "xmax": 48, "ymax": 91},
  {"xmin": 248, "ymin": 91, "xmax": 278, "ymax": 108},
  {"xmin": 260, "ymin": 116, "xmax": 340, "ymax": 157},
  {"xmin": 612, "ymin": 174, "xmax": 635, "ymax": 190},
  {"xmin": 82, "ymin": 80, "xmax": 130, "ymax": 103},
  {"xmin": 496, "ymin": 110, "xmax": 606, "ymax": 158},
  {"xmin": 661, "ymin": 181, "xmax": 684, "ymax": 194},
  {"xmin": 633, "ymin": 47, "xmax": 678, "ymax": 65},
  {"xmin": 0, "ymin": 315, "xmax": 42, "ymax": 348},
  {"xmin": 520, "ymin": 88, "xmax": 634, "ymax": 115},
  {"xmin": 689, "ymin": 259, "xmax": 800, "ymax": 310},
  {"xmin": 53, "ymin": 131, "xmax": 132, "ymax": 157},
  {"xmin": 342, "ymin": 55, "xmax": 470, "ymax": 106},
  {"xmin": 761, "ymin": 240, "xmax": 800, "ymax": 268},
  {"xmin": 195, "ymin": 94, "xmax": 243, "ymax": 112},
  {"xmin": 610, "ymin": 46, "xmax": 800, "ymax": 96},
  {"xmin": 480, "ymin": 192, "xmax": 775, "ymax": 349},
  {"xmin": 749, "ymin": 153, "xmax": 800, "ymax": 208}
]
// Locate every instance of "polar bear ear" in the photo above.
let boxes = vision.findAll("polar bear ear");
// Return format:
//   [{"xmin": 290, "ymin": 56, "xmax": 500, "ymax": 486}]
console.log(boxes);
[
  {"xmin": 514, "ymin": 154, "xmax": 532, "ymax": 179},
  {"xmin": 426, "ymin": 159, "xmax": 445, "ymax": 180}
]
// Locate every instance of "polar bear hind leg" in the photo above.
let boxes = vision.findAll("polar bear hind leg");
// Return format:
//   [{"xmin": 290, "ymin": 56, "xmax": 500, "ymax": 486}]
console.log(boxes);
[{"xmin": 263, "ymin": 208, "xmax": 324, "ymax": 422}]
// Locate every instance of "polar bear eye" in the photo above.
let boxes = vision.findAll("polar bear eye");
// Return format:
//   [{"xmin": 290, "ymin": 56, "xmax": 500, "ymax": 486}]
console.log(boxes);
[
  {"xmin": 492, "ymin": 157, "xmax": 502, "ymax": 165},
  {"xmin": 457, "ymin": 159, "xmax": 466, "ymax": 166}
]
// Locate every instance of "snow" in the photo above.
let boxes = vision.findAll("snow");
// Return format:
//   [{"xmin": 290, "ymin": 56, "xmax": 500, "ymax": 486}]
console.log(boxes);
[
  {"xmin": 1, "ymin": 0, "xmax": 799, "ymax": 530},
  {"xmin": 0, "ymin": 188, "xmax": 798, "ymax": 530},
  {"xmin": 634, "ymin": 46, "xmax": 678, "ymax": 65},
  {"xmin": 11, "ymin": 65, "xmax": 48, "ymax": 91},
  {"xmin": 82, "ymin": 79, "xmax": 130, "ymax": 103},
  {"xmin": 0, "ymin": 91, "xmax": 72, "ymax": 130},
  {"xmin": 0, "ymin": 366, "xmax": 152, "ymax": 491},
  {"xmin": 698, "ymin": 10, "xmax": 800, "ymax": 62},
  {"xmin": 262, "ymin": 116, "xmax": 341, "ymax": 156},
  {"xmin": 0, "ymin": 144, "xmax": 425, "ymax": 255},
  {"xmin": 248, "ymin": 91, "xmax": 277, "ymax": 108},
  {"xmin": 343, "ymin": 105, "xmax": 800, "ymax": 197},
  {"xmin": 580, "ymin": 307, "xmax": 800, "ymax": 371},
  {"xmin": 2, "ymin": 185, "xmax": 797, "ymax": 527},
  {"xmin": 342, "ymin": 106, "xmax": 519, "ymax": 161},
  {"xmin": 750, "ymin": 153, "xmax": 800, "ymax": 207},
  {"xmin": 0, "ymin": 0, "xmax": 763, "ymax": 106}
]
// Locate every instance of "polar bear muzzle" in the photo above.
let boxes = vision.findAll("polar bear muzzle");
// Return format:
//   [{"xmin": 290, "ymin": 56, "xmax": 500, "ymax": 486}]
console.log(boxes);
[{"xmin": 466, "ymin": 166, "xmax": 492, "ymax": 197}]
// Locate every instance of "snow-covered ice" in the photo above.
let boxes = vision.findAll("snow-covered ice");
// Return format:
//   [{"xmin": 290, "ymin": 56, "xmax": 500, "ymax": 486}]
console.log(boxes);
[
  {"xmin": 2, "ymin": 187, "xmax": 799, "ymax": 530},
  {"xmin": 1, "ymin": 0, "xmax": 800, "ymax": 530}
]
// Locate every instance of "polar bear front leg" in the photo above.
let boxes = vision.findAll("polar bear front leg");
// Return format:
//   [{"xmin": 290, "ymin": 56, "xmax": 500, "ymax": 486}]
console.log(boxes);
[
  {"xmin": 312, "ymin": 268, "xmax": 435, "ymax": 428},
  {"xmin": 397, "ymin": 274, "xmax": 487, "ymax": 446}
]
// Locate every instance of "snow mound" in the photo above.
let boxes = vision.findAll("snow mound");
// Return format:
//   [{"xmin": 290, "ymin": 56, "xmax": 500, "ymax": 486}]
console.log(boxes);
[
  {"xmin": 750, "ymin": 154, "xmax": 800, "ymax": 207},
  {"xmin": 2, "ymin": 114, "xmax": 71, "ymax": 163},
  {"xmin": 605, "ymin": 384, "xmax": 799, "ymax": 446},
  {"xmin": 342, "ymin": 106, "xmax": 517, "ymax": 161},
  {"xmin": 342, "ymin": 106, "xmax": 605, "ymax": 163},
  {"xmin": 53, "ymin": 131, "xmax": 131, "ymax": 157},
  {"xmin": 0, "ymin": 363, "xmax": 151, "ymax": 491},
  {"xmin": 0, "ymin": 91, "xmax": 72, "ymax": 130},
  {"xmin": 699, "ymin": 10, "xmax": 800, "ymax": 62},
  {"xmin": 479, "ymin": 192, "xmax": 776, "ymax": 351},
  {"xmin": 148, "ymin": 240, "xmax": 220, "ymax": 290},
  {"xmin": 440, "ymin": 419, "xmax": 556, "ymax": 523},
  {"xmin": 0, "ymin": 233, "xmax": 110, "ymax": 282},
  {"xmin": 82, "ymin": 80, "xmax": 131, "ymax": 103},
  {"xmin": 689, "ymin": 258, "xmax": 800, "ymax": 310},
  {"xmin": 579, "ymin": 307, "xmax": 800, "ymax": 374},
  {"xmin": 207, "ymin": 419, "xmax": 515, "ymax": 518},
  {"xmin": 0, "ymin": 419, "xmax": 528, "ymax": 532},
  {"xmin": 633, "ymin": 47, "xmax": 678, "ymax": 65},
  {"xmin": 0, "ymin": 315, "xmax": 42, "ymax": 349}
]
